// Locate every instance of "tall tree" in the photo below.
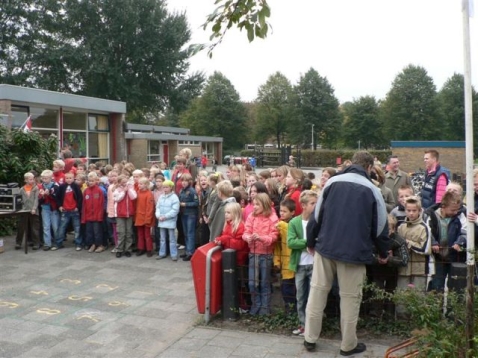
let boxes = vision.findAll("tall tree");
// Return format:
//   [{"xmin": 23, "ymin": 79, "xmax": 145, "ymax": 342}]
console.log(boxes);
[
  {"xmin": 179, "ymin": 72, "xmax": 247, "ymax": 150},
  {"xmin": 438, "ymin": 73, "xmax": 478, "ymax": 154},
  {"xmin": 342, "ymin": 96, "xmax": 385, "ymax": 149},
  {"xmin": 380, "ymin": 64, "xmax": 441, "ymax": 141},
  {"xmin": 255, "ymin": 72, "xmax": 294, "ymax": 148},
  {"xmin": 0, "ymin": 0, "xmax": 203, "ymax": 120},
  {"xmin": 292, "ymin": 68, "xmax": 341, "ymax": 149}
]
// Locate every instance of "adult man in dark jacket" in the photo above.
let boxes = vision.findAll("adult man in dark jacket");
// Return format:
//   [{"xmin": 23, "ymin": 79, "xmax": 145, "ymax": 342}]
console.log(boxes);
[
  {"xmin": 421, "ymin": 150, "xmax": 449, "ymax": 209},
  {"xmin": 303, "ymin": 151, "xmax": 390, "ymax": 356}
]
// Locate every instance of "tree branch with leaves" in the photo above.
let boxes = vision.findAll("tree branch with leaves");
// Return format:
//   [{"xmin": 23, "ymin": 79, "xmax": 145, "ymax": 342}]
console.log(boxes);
[{"xmin": 203, "ymin": 0, "xmax": 271, "ymax": 56}]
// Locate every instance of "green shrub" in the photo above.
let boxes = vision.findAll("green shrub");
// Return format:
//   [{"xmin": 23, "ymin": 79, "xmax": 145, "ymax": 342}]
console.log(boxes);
[
  {"xmin": 0, "ymin": 126, "xmax": 57, "ymax": 235},
  {"xmin": 240, "ymin": 148, "xmax": 392, "ymax": 167},
  {"xmin": 0, "ymin": 126, "xmax": 58, "ymax": 184}
]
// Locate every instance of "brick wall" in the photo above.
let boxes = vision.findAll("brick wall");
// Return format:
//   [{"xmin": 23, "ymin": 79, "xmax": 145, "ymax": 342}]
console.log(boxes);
[
  {"xmin": 393, "ymin": 147, "xmax": 465, "ymax": 175},
  {"xmin": 128, "ymin": 139, "xmax": 148, "ymax": 169}
]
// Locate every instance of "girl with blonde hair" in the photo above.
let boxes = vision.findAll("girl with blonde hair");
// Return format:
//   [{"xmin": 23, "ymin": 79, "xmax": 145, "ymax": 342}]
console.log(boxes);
[{"xmin": 243, "ymin": 192, "xmax": 279, "ymax": 315}]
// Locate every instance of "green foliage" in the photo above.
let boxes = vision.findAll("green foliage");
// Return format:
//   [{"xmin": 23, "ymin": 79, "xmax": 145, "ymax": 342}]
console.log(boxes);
[
  {"xmin": 380, "ymin": 65, "xmax": 442, "ymax": 142},
  {"xmin": 243, "ymin": 310, "xmax": 299, "ymax": 333},
  {"xmin": 292, "ymin": 68, "xmax": 341, "ymax": 150},
  {"xmin": 364, "ymin": 282, "xmax": 476, "ymax": 358},
  {"xmin": 241, "ymin": 149, "xmax": 391, "ymax": 167},
  {"xmin": 0, "ymin": 0, "xmax": 202, "ymax": 119},
  {"xmin": 0, "ymin": 126, "xmax": 58, "ymax": 184},
  {"xmin": 342, "ymin": 96, "xmax": 387, "ymax": 149},
  {"xmin": 203, "ymin": 0, "xmax": 271, "ymax": 56},
  {"xmin": 437, "ymin": 73, "xmax": 478, "ymax": 154},
  {"xmin": 255, "ymin": 72, "xmax": 295, "ymax": 147},
  {"xmin": 179, "ymin": 72, "xmax": 247, "ymax": 150},
  {"xmin": 0, "ymin": 127, "xmax": 57, "ymax": 236}
]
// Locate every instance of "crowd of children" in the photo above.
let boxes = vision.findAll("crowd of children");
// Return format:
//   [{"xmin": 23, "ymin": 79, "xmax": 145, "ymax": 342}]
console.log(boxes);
[{"xmin": 14, "ymin": 150, "xmax": 470, "ymax": 330}]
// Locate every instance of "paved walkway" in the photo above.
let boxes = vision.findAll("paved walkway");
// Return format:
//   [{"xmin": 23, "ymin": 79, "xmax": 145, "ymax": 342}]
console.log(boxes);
[{"xmin": 0, "ymin": 236, "xmax": 395, "ymax": 357}]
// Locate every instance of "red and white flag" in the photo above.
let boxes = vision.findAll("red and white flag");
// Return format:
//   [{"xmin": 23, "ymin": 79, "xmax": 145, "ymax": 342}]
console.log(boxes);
[{"xmin": 21, "ymin": 115, "xmax": 32, "ymax": 133}]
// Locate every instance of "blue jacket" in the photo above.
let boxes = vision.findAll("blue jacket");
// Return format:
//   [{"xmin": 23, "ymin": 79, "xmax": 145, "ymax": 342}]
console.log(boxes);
[
  {"xmin": 307, "ymin": 164, "xmax": 390, "ymax": 265},
  {"xmin": 424, "ymin": 204, "xmax": 467, "ymax": 263},
  {"xmin": 155, "ymin": 192, "xmax": 180, "ymax": 229},
  {"xmin": 178, "ymin": 186, "xmax": 199, "ymax": 216},
  {"xmin": 421, "ymin": 165, "xmax": 449, "ymax": 209}
]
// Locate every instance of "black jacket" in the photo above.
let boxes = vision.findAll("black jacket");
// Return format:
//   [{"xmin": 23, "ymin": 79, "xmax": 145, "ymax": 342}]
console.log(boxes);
[
  {"xmin": 57, "ymin": 182, "xmax": 83, "ymax": 213},
  {"xmin": 307, "ymin": 164, "xmax": 390, "ymax": 265}
]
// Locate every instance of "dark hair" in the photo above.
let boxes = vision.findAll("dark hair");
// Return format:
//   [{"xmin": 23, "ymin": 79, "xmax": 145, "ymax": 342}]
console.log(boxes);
[
  {"xmin": 280, "ymin": 198, "xmax": 296, "ymax": 212},
  {"xmin": 352, "ymin": 151, "xmax": 374, "ymax": 170},
  {"xmin": 230, "ymin": 178, "xmax": 241, "ymax": 188},
  {"xmin": 251, "ymin": 181, "xmax": 268, "ymax": 194},
  {"xmin": 307, "ymin": 172, "xmax": 315, "ymax": 180},
  {"xmin": 302, "ymin": 178, "xmax": 313, "ymax": 190}
]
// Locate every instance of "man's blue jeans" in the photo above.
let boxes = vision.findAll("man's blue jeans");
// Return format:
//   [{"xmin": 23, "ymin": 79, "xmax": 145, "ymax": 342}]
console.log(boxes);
[
  {"xmin": 58, "ymin": 211, "xmax": 81, "ymax": 247},
  {"xmin": 248, "ymin": 254, "xmax": 273, "ymax": 315},
  {"xmin": 181, "ymin": 214, "xmax": 197, "ymax": 256},
  {"xmin": 41, "ymin": 206, "xmax": 59, "ymax": 248}
]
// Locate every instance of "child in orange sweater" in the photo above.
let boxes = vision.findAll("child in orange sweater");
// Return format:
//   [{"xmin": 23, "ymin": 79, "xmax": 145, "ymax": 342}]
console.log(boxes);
[{"xmin": 135, "ymin": 177, "xmax": 155, "ymax": 257}]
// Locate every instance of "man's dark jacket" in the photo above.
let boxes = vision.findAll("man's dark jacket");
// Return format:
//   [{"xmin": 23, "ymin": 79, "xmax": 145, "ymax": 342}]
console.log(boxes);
[{"xmin": 307, "ymin": 164, "xmax": 390, "ymax": 265}]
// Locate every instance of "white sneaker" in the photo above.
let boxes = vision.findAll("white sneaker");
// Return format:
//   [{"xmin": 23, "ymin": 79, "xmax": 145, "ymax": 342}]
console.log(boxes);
[
  {"xmin": 292, "ymin": 327, "xmax": 304, "ymax": 336},
  {"xmin": 178, "ymin": 245, "xmax": 185, "ymax": 250},
  {"xmin": 111, "ymin": 248, "xmax": 117, "ymax": 253}
]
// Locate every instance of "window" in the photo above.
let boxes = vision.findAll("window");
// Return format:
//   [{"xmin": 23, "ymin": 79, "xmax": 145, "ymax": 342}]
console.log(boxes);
[
  {"xmin": 88, "ymin": 114, "xmax": 109, "ymax": 162},
  {"xmin": 89, "ymin": 115, "xmax": 109, "ymax": 131},
  {"xmin": 10, "ymin": 105, "xmax": 29, "ymax": 128},
  {"xmin": 63, "ymin": 111, "xmax": 86, "ymax": 130},
  {"xmin": 30, "ymin": 107, "xmax": 58, "ymax": 129},
  {"xmin": 179, "ymin": 140, "xmax": 200, "ymax": 146},
  {"xmin": 63, "ymin": 132, "xmax": 87, "ymax": 158},
  {"xmin": 148, "ymin": 140, "xmax": 161, "ymax": 162}
]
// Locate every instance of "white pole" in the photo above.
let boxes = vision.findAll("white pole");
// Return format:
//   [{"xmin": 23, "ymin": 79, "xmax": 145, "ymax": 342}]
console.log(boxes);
[
  {"xmin": 462, "ymin": 0, "xmax": 475, "ymax": 353},
  {"xmin": 311, "ymin": 123, "xmax": 315, "ymax": 150}
]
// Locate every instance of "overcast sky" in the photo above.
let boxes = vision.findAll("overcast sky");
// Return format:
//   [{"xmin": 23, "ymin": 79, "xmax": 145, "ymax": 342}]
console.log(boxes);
[{"xmin": 168, "ymin": 0, "xmax": 477, "ymax": 104}]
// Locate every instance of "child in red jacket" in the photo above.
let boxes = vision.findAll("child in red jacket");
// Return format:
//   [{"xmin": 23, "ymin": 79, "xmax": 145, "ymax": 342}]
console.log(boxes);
[
  {"xmin": 215, "ymin": 202, "xmax": 248, "ymax": 264},
  {"xmin": 215, "ymin": 202, "xmax": 249, "ymax": 311},
  {"xmin": 135, "ymin": 177, "xmax": 155, "ymax": 257},
  {"xmin": 82, "ymin": 172, "xmax": 105, "ymax": 253}
]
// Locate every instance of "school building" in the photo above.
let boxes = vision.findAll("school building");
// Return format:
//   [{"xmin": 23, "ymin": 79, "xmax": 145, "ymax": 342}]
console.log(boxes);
[{"xmin": 0, "ymin": 84, "xmax": 223, "ymax": 167}]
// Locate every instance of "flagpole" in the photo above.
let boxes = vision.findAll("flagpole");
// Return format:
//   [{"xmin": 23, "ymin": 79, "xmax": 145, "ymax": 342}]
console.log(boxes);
[{"xmin": 462, "ymin": 0, "xmax": 475, "ymax": 354}]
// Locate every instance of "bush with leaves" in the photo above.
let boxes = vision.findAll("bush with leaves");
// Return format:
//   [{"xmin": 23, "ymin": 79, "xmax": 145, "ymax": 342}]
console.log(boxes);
[
  {"xmin": 365, "ymin": 282, "xmax": 475, "ymax": 358},
  {"xmin": 0, "ymin": 126, "xmax": 57, "ymax": 236},
  {"xmin": 0, "ymin": 126, "xmax": 58, "ymax": 185}
]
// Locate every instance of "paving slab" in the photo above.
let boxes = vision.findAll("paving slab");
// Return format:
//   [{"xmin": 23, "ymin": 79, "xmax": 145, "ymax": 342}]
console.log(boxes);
[{"xmin": 0, "ymin": 235, "xmax": 397, "ymax": 357}]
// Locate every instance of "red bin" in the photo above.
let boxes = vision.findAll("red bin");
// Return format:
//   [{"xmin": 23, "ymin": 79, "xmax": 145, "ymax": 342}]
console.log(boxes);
[{"xmin": 191, "ymin": 242, "xmax": 222, "ymax": 314}]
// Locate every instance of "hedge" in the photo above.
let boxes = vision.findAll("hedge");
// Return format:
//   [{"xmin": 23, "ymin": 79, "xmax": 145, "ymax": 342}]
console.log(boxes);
[{"xmin": 240, "ymin": 149, "xmax": 392, "ymax": 168}]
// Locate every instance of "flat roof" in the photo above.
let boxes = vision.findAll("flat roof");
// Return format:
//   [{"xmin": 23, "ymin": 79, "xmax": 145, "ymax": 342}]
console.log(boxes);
[
  {"xmin": 0, "ymin": 84, "xmax": 126, "ymax": 114},
  {"xmin": 391, "ymin": 141, "xmax": 466, "ymax": 148},
  {"xmin": 125, "ymin": 123, "xmax": 189, "ymax": 134},
  {"xmin": 125, "ymin": 133, "xmax": 222, "ymax": 142}
]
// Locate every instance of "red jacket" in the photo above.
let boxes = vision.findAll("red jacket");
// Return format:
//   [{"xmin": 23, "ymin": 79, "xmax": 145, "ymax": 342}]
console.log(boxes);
[
  {"xmin": 216, "ymin": 221, "xmax": 249, "ymax": 266},
  {"xmin": 286, "ymin": 187, "xmax": 303, "ymax": 215},
  {"xmin": 172, "ymin": 168, "xmax": 190, "ymax": 195},
  {"xmin": 82, "ymin": 185, "xmax": 105, "ymax": 223},
  {"xmin": 135, "ymin": 190, "xmax": 155, "ymax": 227},
  {"xmin": 53, "ymin": 171, "xmax": 65, "ymax": 185},
  {"xmin": 114, "ymin": 186, "xmax": 137, "ymax": 218}
]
